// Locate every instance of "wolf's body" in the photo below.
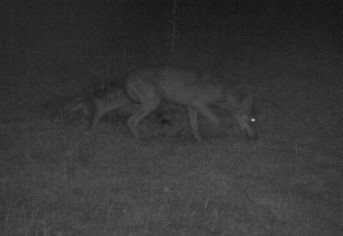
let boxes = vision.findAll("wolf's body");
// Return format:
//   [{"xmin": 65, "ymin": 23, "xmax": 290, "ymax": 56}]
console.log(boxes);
[{"xmin": 89, "ymin": 65, "xmax": 258, "ymax": 141}]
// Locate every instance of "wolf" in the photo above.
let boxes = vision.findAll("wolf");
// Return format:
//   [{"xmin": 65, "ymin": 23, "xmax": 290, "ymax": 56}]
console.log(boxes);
[{"xmin": 90, "ymin": 65, "xmax": 258, "ymax": 142}]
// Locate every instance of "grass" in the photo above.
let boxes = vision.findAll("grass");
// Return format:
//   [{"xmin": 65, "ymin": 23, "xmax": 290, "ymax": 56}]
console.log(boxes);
[{"xmin": 1, "ymin": 50, "xmax": 342, "ymax": 235}]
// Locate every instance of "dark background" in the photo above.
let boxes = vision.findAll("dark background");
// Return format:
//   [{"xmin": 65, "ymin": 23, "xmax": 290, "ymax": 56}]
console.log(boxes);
[{"xmin": 2, "ymin": 0, "xmax": 342, "ymax": 82}]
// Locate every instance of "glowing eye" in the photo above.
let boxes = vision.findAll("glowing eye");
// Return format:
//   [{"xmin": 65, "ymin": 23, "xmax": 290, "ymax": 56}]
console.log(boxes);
[{"xmin": 250, "ymin": 118, "xmax": 256, "ymax": 122}]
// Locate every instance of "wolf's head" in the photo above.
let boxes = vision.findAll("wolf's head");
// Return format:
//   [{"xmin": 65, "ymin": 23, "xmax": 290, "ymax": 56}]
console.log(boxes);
[{"xmin": 227, "ymin": 93, "xmax": 258, "ymax": 140}]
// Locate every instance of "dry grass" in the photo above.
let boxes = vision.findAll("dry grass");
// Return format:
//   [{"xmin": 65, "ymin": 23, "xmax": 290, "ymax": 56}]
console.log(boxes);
[{"xmin": 1, "ymin": 55, "xmax": 342, "ymax": 235}]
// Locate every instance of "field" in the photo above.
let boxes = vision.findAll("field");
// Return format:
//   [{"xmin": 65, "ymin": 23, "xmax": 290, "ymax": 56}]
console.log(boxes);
[
  {"xmin": 1, "ymin": 1, "xmax": 343, "ymax": 235},
  {"xmin": 1, "ymin": 45, "xmax": 342, "ymax": 235}
]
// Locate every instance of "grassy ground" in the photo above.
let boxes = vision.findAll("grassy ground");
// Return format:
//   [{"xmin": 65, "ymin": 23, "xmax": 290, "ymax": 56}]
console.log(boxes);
[{"xmin": 1, "ymin": 52, "xmax": 342, "ymax": 235}]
